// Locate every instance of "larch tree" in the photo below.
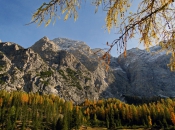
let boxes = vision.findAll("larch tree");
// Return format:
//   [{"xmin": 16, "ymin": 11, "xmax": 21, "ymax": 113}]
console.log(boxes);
[{"xmin": 30, "ymin": 0, "xmax": 175, "ymax": 71}]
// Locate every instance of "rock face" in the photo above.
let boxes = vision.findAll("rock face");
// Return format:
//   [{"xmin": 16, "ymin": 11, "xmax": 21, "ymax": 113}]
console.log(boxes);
[
  {"xmin": 0, "ymin": 37, "xmax": 124, "ymax": 103},
  {"xmin": 117, "ymin": 46, "xmax": 175, "ymax": 97},
  {"xmin": 0, "ymin": 37, "xmax": 175, "ymax": 103}
]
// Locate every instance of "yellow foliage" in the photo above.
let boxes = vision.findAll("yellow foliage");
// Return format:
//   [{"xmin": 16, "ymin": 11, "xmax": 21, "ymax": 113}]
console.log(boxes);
[
  {"xmin": 84, "ymin": 99, "xmax": 90, "ymax": 106},
  {"xmin": 148, "ymin": 115, "xmax": 152, "ymax": 126},
  {"xmin": 21, "ymin": 93, "xmax": 29, "ymax": 104},
  {"xmin": 118, "ymin": 102, "xmax": 122, "ymax": 109},
  {"xmin": 38, "ymin": 96, "xmax": 43, "ymax": 105},
  {"xmin": 50, "ymin": 94, "xmax": 56, "ymax": 102},
  {"xmin": 171, "ymin": 112, "xmax": 175, "ymax": 125},
  {"xmin": 97, "ymin": 99, "xmax": 103, "ymax": 106}
]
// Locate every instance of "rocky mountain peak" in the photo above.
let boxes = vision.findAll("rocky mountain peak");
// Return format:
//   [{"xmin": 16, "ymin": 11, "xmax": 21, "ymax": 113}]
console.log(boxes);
[
  {"xmin": 31, "ymin": 36, "xmax": 59, "ymax": 52},
  {"xmin": 42, "ymin": 36, "xmax": 49, "ymax": 41}
]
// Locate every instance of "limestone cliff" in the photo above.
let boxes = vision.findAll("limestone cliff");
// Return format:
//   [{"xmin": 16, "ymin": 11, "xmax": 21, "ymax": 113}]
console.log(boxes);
[
  {"xmin": 0, "ymin": 37, "xmax": 175, "ymax": 103},
  {"xmin": 0, "ymin": 37, "xmax": 125, "ymax": 103}
]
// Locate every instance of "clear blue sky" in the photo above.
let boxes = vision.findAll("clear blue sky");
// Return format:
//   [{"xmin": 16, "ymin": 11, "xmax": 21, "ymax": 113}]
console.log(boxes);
[{"xmin": 0, "ymin": 0, "xmax": 143, "ymax": 57}]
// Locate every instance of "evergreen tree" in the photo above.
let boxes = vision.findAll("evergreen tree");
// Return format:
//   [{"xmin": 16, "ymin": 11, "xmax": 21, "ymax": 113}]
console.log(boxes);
[
  {"xmin": 106, "ymin": 114, "xmax": 109, "ymax": 128},
  {"xmin": 56, "ymin": 117, "xmax": 64, "ymax": 130},
  {"xmin": 109, "ymin": 108, "xmax": 115, "ymax": 128}
]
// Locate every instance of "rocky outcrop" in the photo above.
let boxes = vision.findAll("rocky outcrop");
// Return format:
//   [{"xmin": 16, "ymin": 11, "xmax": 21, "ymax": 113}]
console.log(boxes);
[
  {"xmin": 0, "ymin": 37, "xmax": 175, "ymax": 103},
  {"xmin": 118, "ymin": 46, "xmax": 175, "ymax": 97},
  {"xmin": 52, "ymin": 38, "xmax": 100, "ymax": 72}
]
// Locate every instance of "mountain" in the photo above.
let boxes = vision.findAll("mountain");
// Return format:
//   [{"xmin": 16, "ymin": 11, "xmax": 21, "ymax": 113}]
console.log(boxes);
[
  {"xmin": 0, "ymin": 37, "xmax": 175, "ymax": 103},
  {"xmin": 118, "ymin": 46, "xmax": 175, "ymax": 98}
]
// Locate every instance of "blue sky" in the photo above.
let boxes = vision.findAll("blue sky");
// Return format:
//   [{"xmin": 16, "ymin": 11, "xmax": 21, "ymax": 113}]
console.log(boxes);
[{"xmin": 0, "ymin": 0, "xmax": 143, "ymax": 57}]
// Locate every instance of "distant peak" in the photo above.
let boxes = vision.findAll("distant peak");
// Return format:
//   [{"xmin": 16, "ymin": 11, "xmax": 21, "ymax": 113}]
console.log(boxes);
[
  {"xmin": 52, "ymin": 37, "xmax": 88, "ymax": 49},
  {"xmin": 40, "ymin": 36, "xmax": 49, "ymax": 42}
]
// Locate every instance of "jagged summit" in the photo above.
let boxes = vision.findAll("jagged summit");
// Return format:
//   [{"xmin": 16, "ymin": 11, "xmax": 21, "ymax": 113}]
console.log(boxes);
[
  {"xmin": 31, "ymin": 36, "xmax": 59, "ymax": 52},
  {"xmin": 42, "ymin": 36, "xmax": 49, "ymax": 41}
]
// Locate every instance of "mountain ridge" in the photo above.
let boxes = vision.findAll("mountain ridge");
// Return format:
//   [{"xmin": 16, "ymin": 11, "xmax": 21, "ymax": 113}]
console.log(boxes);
[{"xmin": 0, "ymin": 36, "xmax": 175, "ymax": 103}]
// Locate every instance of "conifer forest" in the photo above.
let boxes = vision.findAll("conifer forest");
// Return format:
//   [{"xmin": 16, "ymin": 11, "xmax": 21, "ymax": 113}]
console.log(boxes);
[{"xmin": 1, "ymin": 90, "xmax": 175, "ymax": 129}]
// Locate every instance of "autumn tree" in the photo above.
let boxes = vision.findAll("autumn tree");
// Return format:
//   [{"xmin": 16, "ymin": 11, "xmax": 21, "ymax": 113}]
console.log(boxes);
[
  {"xmin": 29, "ymin": 0, "xmax": 175, "ymax": 70},
  {"xmin": 171, "ymin": 112, "xmax": 175, "ymax": 126}
]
